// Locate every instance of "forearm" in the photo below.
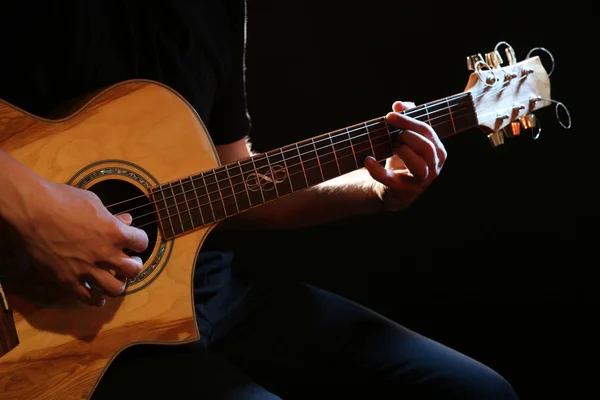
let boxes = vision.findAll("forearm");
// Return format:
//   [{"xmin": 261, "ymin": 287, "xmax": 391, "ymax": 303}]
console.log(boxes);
[
  {"xmin": 219, "ymin": 168, "xmax": 384, "ymax": 230},
  {"xmin": 0, "ymin": 150, "xmax": 42, "ymax": 226}
]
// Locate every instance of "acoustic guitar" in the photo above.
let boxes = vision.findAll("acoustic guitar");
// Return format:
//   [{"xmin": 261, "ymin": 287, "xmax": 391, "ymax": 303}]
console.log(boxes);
[{"xmin": 0, "ymin": 47, "xmax": 554, "ymax": 399}]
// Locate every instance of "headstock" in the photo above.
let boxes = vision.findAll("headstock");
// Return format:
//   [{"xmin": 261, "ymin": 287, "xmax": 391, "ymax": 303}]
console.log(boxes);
[{"xmin": 464, "ymin": 42, "xmax": 554, "ymax": 147}]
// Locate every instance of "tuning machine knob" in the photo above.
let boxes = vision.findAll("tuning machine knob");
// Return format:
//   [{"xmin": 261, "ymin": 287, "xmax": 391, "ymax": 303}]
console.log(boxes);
[
  {"xmin": 485, "ymin": 50, "xmax": 503, "ymax": 69},
  {"xmin": 467, "ymin": 53, "xmax": 484, "ymax": 71},
  {"xmin": 519, "ymin": 113, "xmax": 537, "ymax": 129},
  {"xmin": 488, "ymin": 120, "xmax": 522, "ymax": 147},
  {"xmin": 502, "ymin": 121, "xmax": 521, "ymax": 138},
  {"xmin": 494, "ymin": 41, "xmax": 517, "ymax": 65},
  {"xmin": 487, "ymin": 131, "xmax": 505, "ymax": 147}
]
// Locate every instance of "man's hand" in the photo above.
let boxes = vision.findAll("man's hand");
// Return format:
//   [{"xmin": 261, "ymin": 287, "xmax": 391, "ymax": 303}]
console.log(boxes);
[
  {"xmin": 365, "ymin": 101, "xmax": 447, "ymax": 211},
  {"xmin": 14, "ymin": 181, "xmax": 149, "ymax": 306}
]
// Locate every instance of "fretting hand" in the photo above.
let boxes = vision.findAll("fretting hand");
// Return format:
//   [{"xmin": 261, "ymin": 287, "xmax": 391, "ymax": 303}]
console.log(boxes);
[{"xmin": 365, "ymin": 101, "xmax": 447, "ymax": 211}]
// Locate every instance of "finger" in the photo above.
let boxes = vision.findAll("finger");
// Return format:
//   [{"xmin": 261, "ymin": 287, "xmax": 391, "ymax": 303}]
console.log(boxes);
[
  {"xmin": 70, "ymin": 280, "xmax": 106, "ymax": 307},
  {"xmin": 392, "ymin": 101, "xmax": 416, "ymax": 112},
  {"xmin": 116, "ymin": 213, "xmax": 133, "ymax": 226},
  {"xmin": 394, "ymin": 143, "xmax": 429, "ymax": 182},
  {"xmin": 85, "ymin": 267, "xmax": 127, "ymax": 297},
  {"xmin": 396, "ymin": 130, "xmax": 438, "ymax": 178},
  {"xmin": 386, "ymin": 112, "xmax": 447, "ymax": 163},
  {"xmin": 112, "ymin": 255, "xmax": 143, "ymax": 279},
  {"xmin": 364, "ymin": 156, "xmax": 408, "ymax": 192},
  {"xmin": 120, "ymin": 225, "xmax": 149, "ymax": 253}
]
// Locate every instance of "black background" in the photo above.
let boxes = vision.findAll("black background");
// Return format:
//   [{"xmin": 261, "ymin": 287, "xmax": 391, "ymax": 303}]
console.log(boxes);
[{"xmin": 229, "ymin": 1, "xmax": 596, "ymax": 399}]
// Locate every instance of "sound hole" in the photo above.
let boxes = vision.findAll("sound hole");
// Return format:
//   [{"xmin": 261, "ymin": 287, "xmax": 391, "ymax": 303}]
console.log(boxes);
[{"xmin": 87, "ymin": 180, "xmax": 158, "ymax": 263}]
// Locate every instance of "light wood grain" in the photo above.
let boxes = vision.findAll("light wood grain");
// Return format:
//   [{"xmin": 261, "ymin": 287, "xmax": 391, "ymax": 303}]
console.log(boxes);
[{"xmin": 0, "ymin": 81, "xmax": 220, "ymax": 400}]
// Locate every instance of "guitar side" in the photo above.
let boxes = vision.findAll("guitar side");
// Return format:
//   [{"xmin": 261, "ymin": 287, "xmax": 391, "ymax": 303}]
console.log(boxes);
[{"xmin": 0, "ymin": 80, "xmax": 220, "ymax": 400}]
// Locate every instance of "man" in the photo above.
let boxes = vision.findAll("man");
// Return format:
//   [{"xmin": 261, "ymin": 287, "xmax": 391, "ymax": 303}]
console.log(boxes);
[{"xmin": 0, "ymin": 1, "xmax": 518, "ymax": 399}]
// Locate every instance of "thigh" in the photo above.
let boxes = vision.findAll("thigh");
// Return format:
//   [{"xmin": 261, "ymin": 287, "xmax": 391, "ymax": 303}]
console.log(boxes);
[
  {"xmin": 210, "ymin": 283, "xmax": 518, "ymax": 400},
  {"xmin": 92, "ymin": 343, "xmax": 280, "ymax": 399}
]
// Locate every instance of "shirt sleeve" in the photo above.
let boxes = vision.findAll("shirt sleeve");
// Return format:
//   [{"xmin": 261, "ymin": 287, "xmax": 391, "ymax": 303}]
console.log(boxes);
[{"xmin": 207, "ymin": 0, "xmax": 251, "ymax": 146}]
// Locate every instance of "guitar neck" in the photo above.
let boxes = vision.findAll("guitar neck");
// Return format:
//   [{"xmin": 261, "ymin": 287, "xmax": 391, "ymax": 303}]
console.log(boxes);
[{"xmin": 152, "ymin": 91, "xmax": 478, "ymax": 239}]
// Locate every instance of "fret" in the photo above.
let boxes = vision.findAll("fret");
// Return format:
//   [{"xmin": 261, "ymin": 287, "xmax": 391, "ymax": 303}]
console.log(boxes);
[
  {"xmin": 331, "ymin": 128, "xmax": 358, "ymax": 175},
  {"xmin": 314, "ymin": 135, "xmax": 340, "ymax": 181},
  {"xmin": 265, "ymin": 149, "xmax": 293, "ymax": 197},
  {"xmin": 187, "ymin": 176, "xmax": 206, "ymax": 226},
  {"xmin": 449, "ymin": 94, "xmax": 478, "ymax": 134},
  {"xmin": 423, "ymin": 104, "xmax": 433, "ymax": 127},
  {"xmin": 363, "ymin": 121, "xmax": 377, "ymax": 160},
  {"xmin": 286, "ymin": 144, "xmax": 309, "ymax": 191},
  {"xmin": 201, "ymin": 172, "xmax": 226, "ymax": 221},
  {"xmin": 240, "ymin": 159, "xmax": 265, "ymax": 207},
  {"xmin": 167, "ymin": 182, "xmax": 185, "ymax": 235},
  {"xmin": 348, "ymin": 124, "xmax": 374, "ymax": 166},
  {"xmin": 152, "ymin": 187, "xmax": 175, "ymax": 239},
  {"xmin": 279, "ymin": 147, "xmax": 295, "ymax": 193},
  {"xmin": 171, "ymin": 179, "xmax": 195, "ymax": 232},
  {"xmin": 368, "ymin": 118, "xmax": 394, "ymax": 161},
  {"xmin": 229, "ymin": 161, "xmax": 252, "ymax": 211},
  {"xmin": 310, "ymin": 138, "xmax": 325, "ymax": 181},
  {"xmin": 264, "ymin": 152, "xmax": 280, "ymax": 198},
  {"xmin": 297, "ymin": 140, "xmax": 323, "ymax": 186},
  {"xmin": 214, "ymin": 167, "xmax": 239, "ymax": 216},
  {"xmin": 446, "ymin": 98, "xmax": 457, "ymax": 134},
  {"xmin": 344, "ymin": 127, "xmax": 359, "ymax": 169},
  {"xmin": 422, "ymin": 100, "xmax": 454, "ymax": 138},
  {"xmin": 193, "ymin": 174, "xmax": 215, "ymax": 224},
  {"xmin": 328, "ymin": 133, "xmax": 342, "ymax": 175},
  {"xmin": 249, "ymin": 154, "xmax": 278, "ymax": 203}
]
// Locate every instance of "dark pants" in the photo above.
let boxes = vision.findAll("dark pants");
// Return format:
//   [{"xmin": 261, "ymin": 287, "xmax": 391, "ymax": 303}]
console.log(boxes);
[{"xmin": 93, "ymin": 251, "xmax": 518, "ymax": 399}]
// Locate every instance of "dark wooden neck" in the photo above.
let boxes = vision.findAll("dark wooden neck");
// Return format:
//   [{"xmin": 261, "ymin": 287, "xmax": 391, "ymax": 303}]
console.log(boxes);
[{"xmin": 152, "ymin": 92, "xmax": 478, "ymax": 239}]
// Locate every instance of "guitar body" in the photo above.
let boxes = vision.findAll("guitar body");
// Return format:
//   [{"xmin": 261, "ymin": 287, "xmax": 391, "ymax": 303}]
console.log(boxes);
[{"xmin": 0, "ymin": 80, "xmax": 220, "ymax": 399}]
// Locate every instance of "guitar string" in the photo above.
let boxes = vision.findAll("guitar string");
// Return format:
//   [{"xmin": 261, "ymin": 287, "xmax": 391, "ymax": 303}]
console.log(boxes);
[
  {"xmin": 103, "ymin": 92, "xmax": 469, "ymax": 213},
  {"xmin": 113, "ymin": 105, "xmax": 470, "ymax": 219},
  {"xmin": 118, "ymin": 81, "xmax": 522, "ymax": 222},
  {"xmin": 125, "ymin": 137, "xmax": 407, "ymax": 246},
  {"xmin": 107, "ymin": 70, "xmax": 531, "ymax": 214},
  {"xmin": 123, "ymin": 107, "xmax": 473, "ymax": 223},
  {"xmin": 129, "ymin": 97, "xmax": 535, "ymax": 238},
  {"xmin": 125, "ymin": 96, "xmax": 537, "ymax": 247},
  {"xmin": 105, "ymin": 71, "xmax": 529, "ymax": 219}
]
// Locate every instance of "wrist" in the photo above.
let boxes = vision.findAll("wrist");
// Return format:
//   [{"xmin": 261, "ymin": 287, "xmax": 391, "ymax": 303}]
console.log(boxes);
[
  {"xmin": 0, "ymin": 167, "xmax": 46, "ymax": 229},
  {"xmin": 366, "ymin": 180, "xmax": 389, "ymax": 214}
]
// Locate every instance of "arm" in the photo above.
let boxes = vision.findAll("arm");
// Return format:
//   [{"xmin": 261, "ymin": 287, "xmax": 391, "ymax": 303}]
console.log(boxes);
[
  {"xmin": 216, "ymin": 102, "xmax": 447, "ymax": 230},
  {"xmin": 0, "ymin": 150, "xmax": 43, "ymax": 227},
  {"xmin": 0, "ymin": 149, "xmax": 148, "ymax": 306}
]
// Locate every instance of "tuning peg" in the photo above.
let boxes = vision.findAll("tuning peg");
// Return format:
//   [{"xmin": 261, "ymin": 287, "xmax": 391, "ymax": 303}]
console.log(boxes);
[
  {"xmin": 487, "ymin": 131, "xmax": 505, "ymax": 147},
  {"xmin": 494, "ymin": 41, "xmax": 517, "ymax": 65},
  {"xmin": 504, "ymin": 45, "xmax": 517, "ymax": 65},
  {"xmin": 502, "ymin": 121, "xmax": 521, "ymax": 138},
  {"xmin": 519, "ymin": 113, "xmax": 536, "ymax": 129},
  {"xmin": 485, "ymin": 50, "xmax": 503, "ymax": 69},
  {"xmin": 467, "ymin": 53, "xmax": 484, "ymax": 71}
]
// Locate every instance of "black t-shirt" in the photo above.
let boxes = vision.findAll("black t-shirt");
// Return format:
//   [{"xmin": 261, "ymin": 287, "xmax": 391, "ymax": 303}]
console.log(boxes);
[
  {"xmin": 0, "ymin": 1, "xmax": 253, "ymax": 332},
  {"xmin": 0, "ymin": 0, "xmax": 250, "ymax": 145}
]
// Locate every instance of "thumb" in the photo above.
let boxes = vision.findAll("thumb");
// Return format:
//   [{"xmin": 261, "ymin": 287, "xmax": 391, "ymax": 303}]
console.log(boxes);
[
  {"xmin": 116, "ymin": 213, "xmax": 133, "ymax": 226},
  {"xmin": 364, "ymin": 156, "xmax": 395, "ymax": 188}
]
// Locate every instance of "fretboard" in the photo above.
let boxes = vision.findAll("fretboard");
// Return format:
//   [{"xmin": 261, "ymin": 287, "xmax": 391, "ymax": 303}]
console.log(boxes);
[{"xmin": 152, "ymin": 92, "xmax": 477, "ymax": 239}]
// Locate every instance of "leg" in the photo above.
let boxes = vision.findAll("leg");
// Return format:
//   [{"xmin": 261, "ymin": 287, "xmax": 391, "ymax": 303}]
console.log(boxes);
[
  {"xmin": 209, "ymin": 282, "xmax": 519, "ymax": 400},
  {"xmin": 92, "ymin": 343, "xmax": 281, "ymax": 399}
]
